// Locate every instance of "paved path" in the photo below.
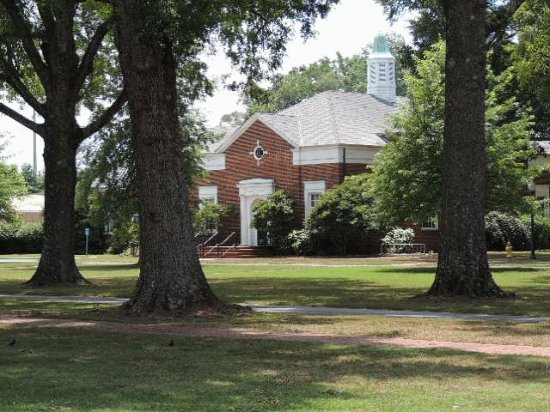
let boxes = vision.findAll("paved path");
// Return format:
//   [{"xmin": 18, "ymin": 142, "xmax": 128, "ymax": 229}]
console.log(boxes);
[
  {"xmin": 2, "ymin": 317, "xmax": 550, "ymax": 357},
  {"xmin": 2, "ymin": 294, "xmax": 550, "ymax": 323}
]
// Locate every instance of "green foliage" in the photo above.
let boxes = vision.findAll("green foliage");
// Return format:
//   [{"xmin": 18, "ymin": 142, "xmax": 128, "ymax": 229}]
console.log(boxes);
[
  {"xmin": 520, "ymin": 199, "xmax": 550, "ymax": 250},
  {"xmin": 0, "ymin": 222, "xmax": 42, "ymax": 253},
  {"xmin": 485, "ymin": 211, "xmax": 530, "ymax": 251},
  {"xmin": 76, "ymin": 111, "xmax": 211, "ymax": 253},
  {"xmin": 513, "ymin": 0, "xmax": 550, "ymax": 138},
  {"xmin": 370, "ymin": 40, "xmax": 536, "ymax": 226},
  {"xmin": 219, "ymin": 111, "xmax": 247, "ymax": 127},
  {"xmin": 248, "ymin": 34, "xmax": 411, "ymax": 114},
  {"xmin": 193, "ymin": 202, "xmax": 231, "ymax": 234},
  {"xmin": 382, "ymin": 227, "xmax": 415, "ymax": 253},
  {"xmin": 76, "ymin": 119, "xmax": 138, "ymax": 254},
  {"xmin": 369, "ymin": 42, "xmax": 445, "ymax": 226},
  {"xmin": 306, "ymin": 174, "xmax": 374, "ymax": 255},
  {"xmin": 20, "ymin": 164, "xmax": 44, "ymax": 194},
  {"xmin": 108, "ymin": 220, "xmax": 139, "ymax": 255},
  {"xmin": 286, "ymin": 229, "xmax": 311, "ymax": 256},
  {"xmin": 252, "ymin": 190, "xmax": 296, "ymax": 252},
  {"xmin": 529, "ymin": 216, "xmax": 550, "ymax": 250},
  {"xmin": 485, "ymin": 66, "xmax": 538, "ymax": 213},
  {"xmin": 0, "ymin": 1, "xmax": 122, "ymax": 118},
  {"xmin": 123, "ymin": 0, "xmax": 340, "ymax": 105},
  {"xmin": 0, "ymin": 162, "xmax": 27, "ymax": 223}
]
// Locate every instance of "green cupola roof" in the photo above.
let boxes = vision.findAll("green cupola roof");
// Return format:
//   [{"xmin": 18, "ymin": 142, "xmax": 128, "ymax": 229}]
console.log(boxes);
[{"xmin": 372, "ymin": 33, "xmax": 391, "ymax": 55}]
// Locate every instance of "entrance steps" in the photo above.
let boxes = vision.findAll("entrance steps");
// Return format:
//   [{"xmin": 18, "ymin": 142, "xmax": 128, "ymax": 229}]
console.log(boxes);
[{"xmin": 200, "ymin": 246, "xmax": 273, "ymax": 258}]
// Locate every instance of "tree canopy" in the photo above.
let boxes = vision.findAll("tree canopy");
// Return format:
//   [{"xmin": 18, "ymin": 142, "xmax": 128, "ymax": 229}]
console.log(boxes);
[
  {"xmin": 0, "ymin": 163, "xmax": 27, "ymax": 223},
  {"xmin": 369, "ymin": 40, "xmax": 536, "ymax": 226},
  {"xmin": 0, "ymin": 0, "xmax": 126, "ymax": 285},
  {"xmin": 112, "ymin": 0, "xmax": 341, "ymax": 314},
  {"xmin": 247, "ymin": 34, "xmax": 412, "ymax": 114},
  {"xmin": 513, "ymin": 0, "xmax": 550, "ymax": 139}
]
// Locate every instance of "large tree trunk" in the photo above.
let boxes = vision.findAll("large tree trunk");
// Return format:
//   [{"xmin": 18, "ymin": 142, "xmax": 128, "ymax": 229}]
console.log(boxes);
[
  {"xmin": 114, "ymin": 1, "xmax": 220, "ymax": 313},
  {"xmin": 428, "ymin": 0, "xmax": 507, "ymax": 297},
  {"xmin": 4, "ymin": 0, "xmax": 122, "ymax": 286},
  {"xmin": 27, "ymin": 124, "xmax": 86, "ymax": 286}
]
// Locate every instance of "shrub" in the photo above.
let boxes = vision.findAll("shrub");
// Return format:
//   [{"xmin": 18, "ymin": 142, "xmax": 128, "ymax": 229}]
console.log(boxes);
[
  {"xmin": 306, "ymin": 174, "xmax": 374, "ymax": 255},
  {"xmin": 193, "ymin": 202, "xmax": 231, "ymax": 235},
  {"xmin": 107, "ymin": 220, "xmax": 140, "ymax": 255},
  {"xmin": 519, "ymin": 215, "xmax": 550, "ymax": 250},
  {"xmin": 286, "ymin": 229, "xmax": 311, "ymax": 255},
  {"xmin": 0, "ymin": 223, "xmax": 43, "ymax": 253},
  {"xmin": 382, "ymin": 227, "xmax": 415, "ymax": 253},
  {"xmin": 485, "ymin": 211, "xmax": 530, "ymax": 251},
  {"xmin": 252, "ymin": 191, "xmax": 296, "ymax": 253}
]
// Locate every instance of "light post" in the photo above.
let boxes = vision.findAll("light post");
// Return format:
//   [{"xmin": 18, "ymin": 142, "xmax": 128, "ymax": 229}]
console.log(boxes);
[{"xmin": 528, "ymin": 180, "xmax": 537, "ymax": 260}]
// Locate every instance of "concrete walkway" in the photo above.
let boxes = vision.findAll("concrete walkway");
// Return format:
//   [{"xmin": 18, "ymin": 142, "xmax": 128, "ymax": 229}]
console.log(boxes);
[
  {"xmin": 0, "ymin": 258, "xmax": 38, "ymax": 263},
  {"xmin": 2, "ymin": 293, "xmax": 550, "ymax": 323}
]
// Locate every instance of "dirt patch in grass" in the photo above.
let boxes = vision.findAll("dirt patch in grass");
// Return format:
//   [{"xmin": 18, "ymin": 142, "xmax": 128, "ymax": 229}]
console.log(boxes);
[{"xmin": 2, "ymin": 316, "xmax": 549, "ymax": 357}]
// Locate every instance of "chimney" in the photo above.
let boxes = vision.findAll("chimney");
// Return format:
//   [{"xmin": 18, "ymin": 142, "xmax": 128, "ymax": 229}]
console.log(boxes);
[{"xmin": 367, "ymin": 33, "xmax": 396, "ymax": 103}]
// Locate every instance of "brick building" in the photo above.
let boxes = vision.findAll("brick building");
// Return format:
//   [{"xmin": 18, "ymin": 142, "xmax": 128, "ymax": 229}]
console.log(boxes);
[
  {"xmin": 196, "ymin": 34, "xmax": 440, "ymax": 251},
  {"xmin": 530, "ymin": 141, "xmax": 550, "ymax": 199}
]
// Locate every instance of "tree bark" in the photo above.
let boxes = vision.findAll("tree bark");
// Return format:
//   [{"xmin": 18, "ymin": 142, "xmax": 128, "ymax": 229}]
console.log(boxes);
[
  {"xmin": 28, "ymin": 123, "xmax": 86, "ymax": 286},
  {"xmin": 1, "ymin": 1, "xmax": 124, "ymax": 286},
  {"xmin": 25, "ymin": 1, "xmax": 86, "ymax": 286},
  {"xmin": 114, "ymin": 0, "xmax": 221, "ymax": 313},
  {"xmin": 428, "ymin": 0, "xmax": 507, "ymax": 297}
]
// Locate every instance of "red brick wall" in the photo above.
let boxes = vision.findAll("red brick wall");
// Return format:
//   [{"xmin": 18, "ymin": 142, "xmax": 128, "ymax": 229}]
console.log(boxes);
[
  {"xmin": 195, "ymin": 120, "xmax": 369, "ymax": 237},
  {"xmin": 403, "ymin": 222, "xmax": 441, "ymax": 252},
  {"xmin": 535, "ymin": 171, "xmax": 550, "ymax": 185},
  {"xmin": 193, "ymin": 120, "xmax": 444, "ymax": 253}
]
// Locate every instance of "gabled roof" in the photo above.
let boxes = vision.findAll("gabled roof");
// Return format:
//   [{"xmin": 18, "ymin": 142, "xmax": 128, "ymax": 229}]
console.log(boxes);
[
  {"xmin": 213, "ymin": 112, "xmax": 300, "ymax": 153},
  {"xmin": 210, "ymin": 90, "xmax": 403, "ymax": 153}
]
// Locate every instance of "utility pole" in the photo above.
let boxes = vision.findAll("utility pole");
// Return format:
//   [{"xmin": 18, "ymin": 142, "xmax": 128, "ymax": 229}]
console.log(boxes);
[{"xmin": 32, "ymin": 110, "xmax": 37, "ymax": 173}]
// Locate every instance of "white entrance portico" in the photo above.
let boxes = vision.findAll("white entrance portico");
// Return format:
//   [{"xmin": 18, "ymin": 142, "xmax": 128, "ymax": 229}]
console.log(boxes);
[{"xmin": 238, "ymin": 178, "xmax": 275, "ymax": 246}]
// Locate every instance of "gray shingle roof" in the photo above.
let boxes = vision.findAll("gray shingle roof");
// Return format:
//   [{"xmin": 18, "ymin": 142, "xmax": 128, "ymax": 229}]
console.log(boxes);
[
  {"xmin": 535, "ymin": 140, "xmax": 550, "ymax": 155},
  {"xmin": 212, "ymin": 90, "xmax": 403, "ymax": 153}
]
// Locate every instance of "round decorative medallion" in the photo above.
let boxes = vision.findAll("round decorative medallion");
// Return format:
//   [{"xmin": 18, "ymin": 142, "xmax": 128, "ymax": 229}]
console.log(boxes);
[
  {"xmin": 254, "ymin": 145, "xmax": 265, "ymax": 161},
  {"xmin": 250, "ymin": 140, "xmax": 268, "ymax": 164}
]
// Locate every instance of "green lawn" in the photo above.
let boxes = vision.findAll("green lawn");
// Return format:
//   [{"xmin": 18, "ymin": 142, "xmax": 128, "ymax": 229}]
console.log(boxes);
[
  {"xmin": 1, "ymin": 257, "xmax": 549, "ymax": 410},
  {"xmin": 1, "ymin": 256, "xmax": 550, "ymax": 316},
  {"xmin": 1, "ymin": 326, "xmax": 549, "ymax": 412}
]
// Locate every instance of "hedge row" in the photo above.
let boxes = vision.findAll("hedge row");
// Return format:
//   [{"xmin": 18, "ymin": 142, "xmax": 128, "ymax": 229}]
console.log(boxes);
[
  {"xmin": 485, "ymin": 212, "xmax": 550, "ymax": 251},
  {"xmin": 0, "ymin": 224, "xmax": 43, "ymax": 254}
]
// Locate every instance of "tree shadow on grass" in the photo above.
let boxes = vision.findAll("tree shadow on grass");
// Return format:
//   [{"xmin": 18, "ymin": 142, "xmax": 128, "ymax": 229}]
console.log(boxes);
[
  {"xmin": 78, "ymin": 264, "xmax": 140, "ymax": 273},
  {"xmin": 1, "ymin": 327, "xmax": 549, "ymax": 411},
  {"xmin": 211, "ymin": 276, "xmax": 550, "ymax": 317},
  {"xmin": 465, "ymin": 321, "xmax": 550, "ymax": 337}
]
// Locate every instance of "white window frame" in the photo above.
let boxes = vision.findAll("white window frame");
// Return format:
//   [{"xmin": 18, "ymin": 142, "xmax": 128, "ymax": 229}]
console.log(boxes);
[
  {"xmin": 421, "ymin": 217, "xmax": 439, "ymax": 231},
  {"xmin": 198, "ymin": 186, "xmax": 218, "ymax": 208},
  {"xmin": 304, "ymin": 180, "xmax": 326, "ymax": 218}
]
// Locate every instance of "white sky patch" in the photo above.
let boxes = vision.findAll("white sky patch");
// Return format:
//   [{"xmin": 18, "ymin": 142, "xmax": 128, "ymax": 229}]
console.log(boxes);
[{"xmin": 0, "ymin": 0, "xmax": 412, "ymax": 171}]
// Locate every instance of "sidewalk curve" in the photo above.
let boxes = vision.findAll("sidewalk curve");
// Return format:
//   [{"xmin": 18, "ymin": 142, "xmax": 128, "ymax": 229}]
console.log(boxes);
[{"xmin": 2, "ymin": 294, "xmax": 550, "ymax": 323}]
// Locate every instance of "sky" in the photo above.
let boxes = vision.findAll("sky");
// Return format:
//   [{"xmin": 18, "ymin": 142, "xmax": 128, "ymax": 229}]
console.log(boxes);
[{"xmin": 0, "ymin": 0, "xmax": 412, "ymax": 172}]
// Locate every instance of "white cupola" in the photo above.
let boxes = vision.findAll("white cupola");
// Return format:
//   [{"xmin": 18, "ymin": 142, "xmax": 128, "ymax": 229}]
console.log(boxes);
[{"xmin": 367, "ymin": 33, "xmax": 396, "ymax": 103}]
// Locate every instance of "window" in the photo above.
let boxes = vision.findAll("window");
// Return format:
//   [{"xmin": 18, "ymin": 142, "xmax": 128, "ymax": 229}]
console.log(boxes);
[
  {"xmin": 198, "ymin": 186, "xmax": 218, "ymax": 208},
  {"xmin": 309, "ymin": 193, "xmax": 321, "ymax": 209},
  {"xmin": 304, "ymin": 181, "xmax": 325, "ymax": 218},
  {"xmin": 421, "ymin": 217, "xmax": 438, "ymax": 231}
]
